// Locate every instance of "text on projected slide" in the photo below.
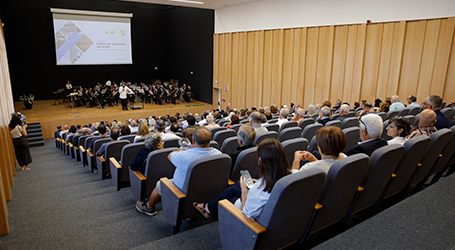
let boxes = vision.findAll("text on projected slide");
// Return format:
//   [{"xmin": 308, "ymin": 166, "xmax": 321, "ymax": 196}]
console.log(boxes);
[{"xmin": 54, "ymin": 20, "xmax": 132, "ymax": 65}]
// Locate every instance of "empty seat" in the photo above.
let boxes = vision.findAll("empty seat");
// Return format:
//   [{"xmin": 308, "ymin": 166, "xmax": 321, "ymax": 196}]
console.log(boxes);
[
  {"xmin": 299, "ymin": 118, "xmax": 315, "ymax": 131},
  {"xmin": 347, "ymin": 111, "xmax": 357, "ymax": 117},
  {"xmin": 343, "ymin": 127, "xmax": 360, "ymax": 154},
  {"xmin": 255, "ymin": 131, "xmax": 279, "ymax": 145},
  {"xmin": 279, "ymin": 127, "xmax": 302, "ymax": 142},
  {"xmin": 210, "ymin": 127, "xmax": 227, "ymax": 139},
  {"xmin": 219, "ymin": 168, "xmax": 326, "ymax": 250},
  {"xmin": 282, "ymin": 138, "xmax": 309, "ymax": 167},
  {"xmin": 213, "ymin": 130, "xmax": 237, "ymax": 148},
  {"xmin": 110, "ymin": 142, "xmax": 145, "ymax": 191},
  {"xmin": 220, "ymin": 136, "xmax": 240, "ymax": 155},
  {"xmin": 263, "ymin": 123, "xmax": 279, "ymax": 133},
  {"xmin": 331, "ymin": 114, "xmax": 340, "ymax": 120},
  {"xmin": 325, "ymin": 120, "xmax": 342, "ymax": 129},
  {"xmin": 301, "ymin": 123, "xmax": 323, "ymax": 142},
  {"xmin": 342, "ymin": 117, "xmax": 359, "ymax": 129},
  {"xmin": 441, "ymin": 107, "xmax": 453, "ymax": 120},
  {"xmin": 135, "ymin": 137, "xmax": 146, "ymax": 143}
]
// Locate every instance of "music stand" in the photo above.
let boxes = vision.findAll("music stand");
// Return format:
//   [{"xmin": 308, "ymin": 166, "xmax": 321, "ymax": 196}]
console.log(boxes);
[{"xmin": 68, "ymin": 93, "xmax": 78, "ymax": 115}]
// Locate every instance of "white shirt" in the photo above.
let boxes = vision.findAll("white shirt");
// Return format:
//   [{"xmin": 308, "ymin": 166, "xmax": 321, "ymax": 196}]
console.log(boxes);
[
  {"xmin": 390, "ymin": 102, "xmax": 406, "ymax": 111},
  {"xmin": 119, "ymin": 86, "xmax": 134, "ymax": 99},
  {"xmin": 275, "ymin": 118, "xmax": 288, "ymax": 128},
  {"xmin": 387, "ymin": 136, "xmax": 407, "ymax": 145},
  {"xmin": 234, "ymin": 178, "xmax": 270, "ymax": 219},
  {"xmin": 161, "ymin": 132, "xmax": 180, "ymax": 141},
  {"xmin": 10, "ymin": 125, "xmax": 23, "ymax": 138}
]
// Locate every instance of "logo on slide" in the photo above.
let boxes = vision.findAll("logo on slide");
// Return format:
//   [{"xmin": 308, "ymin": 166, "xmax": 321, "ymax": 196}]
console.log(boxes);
[
  {"xmin": 55, "ymin": 21, "xmax": 94, "ymax": 64},
  {"xmin": 105, "ymin": 30, "xmax": 116, "ymax": 34},
  {"xmin": 120, "ymin": 30, "xmax": 125, "ymax": 36}
]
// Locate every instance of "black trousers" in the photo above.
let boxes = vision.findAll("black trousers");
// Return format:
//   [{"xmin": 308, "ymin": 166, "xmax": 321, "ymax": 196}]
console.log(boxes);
[{"xmin": 121, "ymin": 98, "xmax": 128, "ymax": 110}]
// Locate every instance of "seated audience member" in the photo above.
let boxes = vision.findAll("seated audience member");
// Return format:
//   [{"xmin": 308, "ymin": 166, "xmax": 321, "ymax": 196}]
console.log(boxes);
[
  {"xmin": 407, "ymin": 95, "xmax": 420, "ymax": 109},
  {"xmin": 59, "ymin": 125, "xmax": 69, "ymax": 138},
  {"xmin": 353, "ymin": 102, "xmax": 360, "ymax": 109},
  {"xmin": 358, "ymin": 102, "xmax": 376, "ymax": 118},
  {"xmin": 260, "ymin": 113, "xmax": 267, "ymax": 124},
  {"xmin": 226, "ymin": 115, "xmax": 240, "ymax": 129},
  {"xmin": 130, "ymin": 133, "xmax": 164, "ymax": 174},
  {"xmin": 385, "ymin": 97, "xmax": 392, "ymax": 106},
  {"xmin": 374, "ymin": 99, "xmax": 383, "ymax": 109},
  {"xmin": 347, "ymin": 114, "xmax": 387, "ymax": 156},
  {"xmin": 306, "ymin": 104, "xmax": 317, "ymax": 116},
  {"xmin": 378, "ymin": 102, "xmax": 390, "ymax": 113},
  {"xmin": 332, "ymin": 99, "xmax": 342, "ymax": 112},
  {"xmin": 65, "ymin": 125, "xmax": 78, "ymax": 142},
  {"xmin": 55, "ymin": 125, "xmax": 62, "ymax": 138},
  {"xmin": 270, "ymin": 105, "xmax": 278, "ymax": 114},
  {"xmin": 193, "ymin": 138, "xmax": 291, "ymax": 219},
  {"xmin": 183, "ymin": 127, "xmax": 196, "ymax": 142},
  {"xmin": 423, "ymin": 95, "xmax": 450, "ymax": 130},
  {"xmin": 317, "ymin": 106, "xmax": 332, "ymax": 126},
  {"xmin": 276, "ymin": 108, "xmax": 290, "ymax": 127},
  {"xmin": 292, "ymin": 126, "xmax": 347, "ymax": 174},
  {"xmin": 96, "ymin": 128, "xmax": 120, "ymax": 156},
  {"xmin": 134, "ymin": 122, "xmax": 150, "ymax": 142},
  {"xmin": 88, "ymin": 125, "xmax": 108, "ymax": 153},
  {"xmin": 198, "ymin": 112, "xmax": 208, "ymax": 126},
  {"xmin": 386, "ymin": 116, "xmax": 411, "ymax": 145},
  {"xmin": 229, "ymin": 125, "xmax": 256, "ymax": 172},
  {"xmin": 155, "ymin": 119, "xmax": 179, "ymax": 140},
  {"xmin": 336, "ymin": 104, "xmax": 350, "ymax": 121},
  {"xmin": 322, "ymin": 100, "xmax": 332, "ymax": 108},
  {"xmin": 407, "ymin": 109, "xmax": 437, "ymax": 139},
  {"xmin": 130, "ymin": 120, "xmax": 139, "ymax": 134},
  {"xmin": 186, "ymin": 115, "xmax": 197, "ymax": 129},
  {"xmin": 120, "ymin": 125, "xmax": 131, "ymax": 135},
  {"xmin": 264, "ymin": 112, "xmax": 273, "ymax": 121},
  {"xmin": 291, "ymin": 108, "xmax": 305, "ymax": 124},
  {"xmin": 205, "ymin": 114, "xmax": 220, "ymax": 130},
  {"xmin": 135, "ymin": 127, "xmax": 221, "ymax": 216},
  {"xmin": 289, "ymin": 103, "xmax": 295, "ymax": 113},
  {"xmin": 81, "ymin": 127, "xmax": 90, "ymax": 135},
  {"xmin": 166, "ymin": 123, "xmax": 180, "ymax": 134},
  {"xmin": 390, "ymin": 95, "xmax": 406, "ymax": 111},
  {"xmin": 249, "ymin": 111, "xmax": 268, "ymax": 136}
]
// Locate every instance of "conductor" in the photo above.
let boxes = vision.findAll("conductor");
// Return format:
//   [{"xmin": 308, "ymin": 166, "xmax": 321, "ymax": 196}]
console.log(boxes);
[{"xmin": 119, "ymin": 82, "xmax": 134, "ymax": 111}]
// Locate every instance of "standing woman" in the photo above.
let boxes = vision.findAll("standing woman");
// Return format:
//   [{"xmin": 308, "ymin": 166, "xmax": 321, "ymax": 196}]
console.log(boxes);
[{"xmin": 9, "ymin": 114, "xmax": 32, "ymax": 171}]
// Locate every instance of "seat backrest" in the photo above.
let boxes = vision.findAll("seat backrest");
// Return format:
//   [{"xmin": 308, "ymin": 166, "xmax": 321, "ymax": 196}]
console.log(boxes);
[
  {"xmin": 144, "ymin": 147, "xmax": 178, "ymax": 194},
  {"xmin": 255, "ymin": 168, "xmax": 326, "ymax": 250},
  {"xmin": 267, "ymin": 118, "xmax": 278, "ymax": 124},
  {"xmin": 220, "ymin": 136, "xmax": 240, "ymax": 155},
  {"xmin": 72, "ymin": 135, "xmax": 81, "ymax": 146},
  {"xmin": 381, "ymin": 120, "xmax": 392, "ymax": 140},
  {"xmin": 331, "ymin": 114, "xmax": 340, "ymax": 120},
  {"xmin": 240, "ymin": 119, "xmax": 249, "ymax": 124},
  {"xmin": 301, "ymin": 123, "xmax": 323, "ymax": 142},
  {"xmin": 230, "ymin": 146, "xmax": 259, "ymax": 181},
  {"xmin": 342, "ymin": 117, "xmax": 359, "ymax": 129},
  {"xmin": 213, "ymin": 130, "xmax": 237, "ymax": 147},
  {"xmin": 410, "ymin": 129, "xmax": 452, "ymax": 185},
  {"xmin": 210, "ymin": 127, "xmax": 227, "ymax": 139},
  {"xmin": 403, "ymin": 115, "xmax": 415, "ymax": 127},
  {"xmin": 219, "ymin": 120, "xmax": 230, "ymax": 127},
  {"xmin": 279, "ymin": 127, "xmax": 302, "ymax": 142},
  {"xmin": 164, "ymin": 137, "xmax": 180, "ymax": 148},
  {"xmin": 397, "ymin": 108, "xmax": 410, "ymax": 117},
  {"xmin": 325, "ymin": 120, "xmax": 342, "ymax": 129},
  {"xmin": 377, "ymin": 112, "xmax": 386, "ymax": 121},
  {"xmin": 120, "ymin": 142, "xmax": 145, "ymax": 166},
  {"xmin": 182, "ymin": 154, "xmax": 232, "ymax": 218},
  {"xmin": 347, "ymin": 111, "xmax": 357, "ymax": 117},
  {"xmin": 343, "ymin": 127, "xmax": 360, "ymax": 154},
  {"xmin": 414, "ymin": 114, "xmax": 420, "ymax": 127},
  {"xmin": 135, "ymin": 137, "xmax": 146, "ymax": 143},
  {"xmin": 385, "ymin": 136, "xmax": 431, "ymax": 198},
  {"xmin": 427, "ymin": 126, "xmax": 455, "ymax": 177},
  {"xmin": 229, "ymin": 124, "xmax": 242, "ymax": 134},
  {"xmin": 84, "ymin": 136, "xmax": 96, "ymax": 150},
  {"xmin": 386, "ymin": 110, "xmax": 399, "ymax": 120},
  {"xmin": 307, "ymin": 136, "xmax": 318, "ymax": 152},
  {"xmin": 67, "ymin": 134, "xmax": 74, "ymax": 143},
  {"xmin": 94, "ymin": 138, "xmax": 111, "ymax": 153},
  {"xmin": 104, "ymin": 140, "xmax": 130, "ymax": 161},
  {"xmin": 299, "ymin": 118, "xmax": 315, "ymax": 131},
  {"xmin": 280, "ymin": 121, "xmax": 298, "ymax": 131},
  {"xmin": 408, "ymin": 106, "xmax": 421, "ymax": 116},
  {"xmin": 263, "ymin": 123, "xmax": 279, "ymax": 133},
  {"xmin": 254, "ymin": 131, "xmax": 279, "ymax": 145},
  {"xmin": 312, "ymin": 154, "xmax": 370, "ymax": 232},
  {"xmin": 352, "ymin": 144, "xmax": 405, "ymax": 213},
  {"xmin": 119, "ymin": 135, "xmax": 135, "ymax": 143},
  {"xmin": 174, "ymin": 132, "xmax": 183, "ymax": 138},
  {"xmin": 281, "ymin": 138, "xmax": 309, "ymax": 167},
  {"xmin": 441, "ymin": 107, "xmax": 452, "ymax": 120},
  {"xmin": 78, "ymin": 135, "xmax": 90, "ymax": 149},
  {"xmin": 210, "ymin": 140, "xmax": 220, "ymax": 149}
]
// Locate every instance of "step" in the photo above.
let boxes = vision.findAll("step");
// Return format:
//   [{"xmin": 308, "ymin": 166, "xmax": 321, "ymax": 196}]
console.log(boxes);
[
  {"xmin": 27, "ymin": 128, "xmax": 42, "ymax": 133},
  {"xmin": 28, "ymin": 137, "xmax": 44, "ymax": 143},
  {"xmin": 29, "ymin": 140, "xmax": 44, "ymax": 147}
]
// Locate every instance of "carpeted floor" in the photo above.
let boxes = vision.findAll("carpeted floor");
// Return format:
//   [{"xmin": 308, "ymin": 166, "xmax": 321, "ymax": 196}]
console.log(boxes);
[{"xmin": 1, "ymin": 139, "xmax": 220, "ymax": 250}]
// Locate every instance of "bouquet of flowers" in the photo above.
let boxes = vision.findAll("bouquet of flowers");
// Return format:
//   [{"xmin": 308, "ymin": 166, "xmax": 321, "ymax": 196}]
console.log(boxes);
[{"xmin": 19, "ymin": 94, "xmax": 34, "ymax": 104}]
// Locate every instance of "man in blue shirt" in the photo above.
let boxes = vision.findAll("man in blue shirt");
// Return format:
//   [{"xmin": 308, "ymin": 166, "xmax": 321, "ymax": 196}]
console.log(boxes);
[
  {"xmin": 390, "ymin": 95, "xmax": 406, "ymax": 111},
  {"xmin": 423, "ymin": 95, "xmax": 450, "ymax": 130},
  {"xmin": 135, "ymin": 127, "xmax": 221, "ymax": 216}
]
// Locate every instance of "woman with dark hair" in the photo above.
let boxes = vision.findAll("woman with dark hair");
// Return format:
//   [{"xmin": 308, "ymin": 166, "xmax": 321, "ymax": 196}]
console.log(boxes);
[
  {"xmin": 130, "ymin": 133, "xmax": 164, "ymax": 174},
  {"xmin": 374, "ymin": 99, "xmax": 383, "ymax": 108},
  {"xmin": 193, "ymin": 138, "xmax": 291, "ymax": 219},
  {"xmin": 9, "ymin": 114, "xmax": 32, "ymax": 171},
  {"xmin": 378, "ymin": 102, "xmax": 390, "ymax": 113},
  {"xmin": 386, "ymin": 116, "xmax": 411, "ymax": 145},
  {"xmin": 292, "ymin": 126, "xmax": 347, "ymax": 174},
  {"xmin": 226, "ymin": 114, "xmax": 240, "ymax": 129}
]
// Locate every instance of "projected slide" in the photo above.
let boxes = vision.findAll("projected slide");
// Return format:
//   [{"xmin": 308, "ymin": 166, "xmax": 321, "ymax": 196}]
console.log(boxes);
[{"xmin": 53, "ymin": 20, "xmax": 132, "ymax": 65}]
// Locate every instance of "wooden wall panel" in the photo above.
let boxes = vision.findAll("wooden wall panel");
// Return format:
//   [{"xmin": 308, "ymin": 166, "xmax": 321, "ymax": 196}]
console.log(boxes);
[
  {"xmin": 213, "ymin": 16, "xmax": 455, "ymax": 111},
  {"xmin": 444, "ymin": 26, "xmax": 455, "ymax": 103},
  {"xmin": 212, "ymin": 34, "xmax": 219, "ymax": 110}
]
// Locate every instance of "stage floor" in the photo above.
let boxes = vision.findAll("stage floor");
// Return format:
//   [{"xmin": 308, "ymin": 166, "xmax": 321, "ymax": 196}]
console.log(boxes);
[{"xmin": 15, "ymin": 99, "xmax": 213, "ymax": 139}]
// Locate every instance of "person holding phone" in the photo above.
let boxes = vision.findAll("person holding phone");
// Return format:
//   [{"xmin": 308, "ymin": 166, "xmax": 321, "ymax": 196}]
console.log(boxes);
[
  {"xmin": 9, "ymin": 114, "xmax": 32, "ymax": 171},
  {"xmin": 194, "ymin": 138, "xmax": 291, "ymax": 219}
]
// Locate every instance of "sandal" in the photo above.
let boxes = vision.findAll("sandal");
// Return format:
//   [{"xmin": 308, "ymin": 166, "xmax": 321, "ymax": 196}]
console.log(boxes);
[
  {"xmin": 25, "ymin": 167, "xmax": 31, "ymax": 171},
  {"xmin": 21, "ymin": 167, "xmax": 25, "ymax": 171},
  {"xmin": 193, "ymin": 202, "xmax": 211, "ymax": 219}
]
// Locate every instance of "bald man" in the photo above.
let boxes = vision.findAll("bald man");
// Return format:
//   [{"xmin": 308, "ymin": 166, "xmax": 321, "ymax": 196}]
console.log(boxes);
[{"xmin": 407, "ymin": 109, "xmax": 437, "ymax": 139}]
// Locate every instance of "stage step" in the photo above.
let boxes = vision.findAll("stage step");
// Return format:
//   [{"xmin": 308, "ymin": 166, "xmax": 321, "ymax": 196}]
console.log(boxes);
[{"xmin": 26, "ymin": 122, "xmax": 44, "ymax": 147}]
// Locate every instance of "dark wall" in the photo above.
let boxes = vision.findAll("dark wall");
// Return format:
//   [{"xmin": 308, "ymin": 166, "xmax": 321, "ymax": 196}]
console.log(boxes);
[{"xmin": 0, "ymin": 0, "xmax": 214, "ymax": 103}]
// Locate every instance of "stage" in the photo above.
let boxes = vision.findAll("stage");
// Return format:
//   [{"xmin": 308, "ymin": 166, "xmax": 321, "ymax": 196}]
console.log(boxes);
[{"xmin": 14, "ymin": 99, "xmax": 213, "ymax": 139}]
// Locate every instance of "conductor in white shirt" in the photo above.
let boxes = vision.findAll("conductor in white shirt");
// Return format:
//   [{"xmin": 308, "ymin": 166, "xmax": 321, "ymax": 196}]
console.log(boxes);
[{"xmin": 119, "ymin": 82, "xmax": 134, "ymax": 111}]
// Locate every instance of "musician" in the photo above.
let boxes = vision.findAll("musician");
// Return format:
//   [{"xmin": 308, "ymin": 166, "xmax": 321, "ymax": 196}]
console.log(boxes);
[
  {"xmin": 66, "ymin": 80, "xmax": 72, "ymax": 90},
  {"xmin": 119, "ymin": 82, "xmax": 134, "ymax": 110},
  {"xmin": 184, "ymin": 85, "xmax": 193, "ymax": 102}
]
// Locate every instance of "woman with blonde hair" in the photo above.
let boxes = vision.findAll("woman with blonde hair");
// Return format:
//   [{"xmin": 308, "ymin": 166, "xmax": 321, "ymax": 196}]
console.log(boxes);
[{"xmin": 134, "ymin": 121, "xmax": 150, "ymax": 142}]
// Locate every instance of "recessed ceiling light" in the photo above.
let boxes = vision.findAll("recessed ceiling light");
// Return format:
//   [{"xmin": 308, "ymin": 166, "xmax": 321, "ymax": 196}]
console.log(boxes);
[{"xmin": 169, "ymin": 0, "xmax": 204, "ymax": 4}]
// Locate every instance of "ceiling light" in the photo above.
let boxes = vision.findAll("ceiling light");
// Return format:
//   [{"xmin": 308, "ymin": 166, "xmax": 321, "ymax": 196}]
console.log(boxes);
[{"xmin": 168, "ymin": 0, "xmax": 204, "ymax": 4}]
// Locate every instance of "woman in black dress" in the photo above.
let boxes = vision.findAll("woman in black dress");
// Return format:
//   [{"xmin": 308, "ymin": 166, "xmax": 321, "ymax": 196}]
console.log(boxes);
[{"xmin": 9, "ymin": 114, "xmax": 32, "ymax": 171}]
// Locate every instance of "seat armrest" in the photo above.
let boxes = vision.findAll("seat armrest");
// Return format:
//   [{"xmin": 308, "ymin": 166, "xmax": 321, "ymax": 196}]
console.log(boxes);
[
  {"xmin": 110, "ymin": 157, "xmax": 122, "ymax": 169},
  {"xmin": 97, "ymin": 156, "xmax": 105, "ymax": 162},
  {"xmin": 131, "ymin": 169, "xmax": 146, "ymax": 181},
  {"xmin": 79, "ymin": 146, "xmax": 85, "ymax": 153},
  {"xmin": 88, "ymin": 151, "xmax": 94, "ymax": 157},
  {"xmin": 69, "ymin": 142, "xmax": 73, "ymax": 148},
  {"xmin": 228, "ymin": 179, "xmax": 235, "ymax": 185},
  {"xmin": 161, "ymin": 177, "xmax": 186, "ymax": 199},
  {"xmin": 219, "ymin": 199, "xmax": 266, "ymax": 235}
]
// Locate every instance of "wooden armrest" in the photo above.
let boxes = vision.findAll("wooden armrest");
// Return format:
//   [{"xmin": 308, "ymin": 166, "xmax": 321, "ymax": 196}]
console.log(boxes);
[
  {"xmin": 219, "ymin": 199, "xmax": 266, "ymax": 235},
  {"xmin": 69, "ymin": 142, "xmax": 73, "ymax": 147},
  {"xmin": 74, "ymin": 146, "xmax": 79, "ymax": 151},
  {"xmin": 161, "ymin": 177, "xmax": 186, "ymax": 199},
  {"xmin": 439, "ymin": 154, "xmax": 443, "ymax": 157},
  {"xmin": 130, "ymin": 168, "xmax": 147, "ymax": 181},
  {"xmin": 315, "ymin": 203, "xmax": 323, "ymax": 210},
  {"xmin": 79, "ymin": 146, "xmax": 85, "ymax": 153},
  {"xmin": 417, "ymin": 163, "xmax": 422, "ymax": 167},
  {"xmin": 88, "ymin": 151, "xmax": 94, "ymax": 157},
  {"xmin": 98, "ymin": 156, "xmax": 105, "ymax": 162},
  {"xmin": 391, "ymin": 173, "xmax": 397, "ymax": 178},
  {"xmin": 357, "ymin": 186, "xmax": 364, "ymax": 192},
  {"xmin": 228, "ymin": 179, "xmax": 235, "ymax": 185},
  {"xmin": 110, "ymin": 157, "xmax": 122, "ymax": 169}
]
